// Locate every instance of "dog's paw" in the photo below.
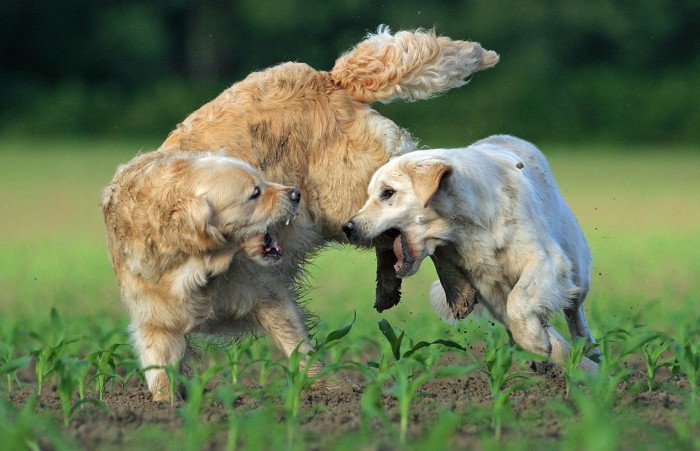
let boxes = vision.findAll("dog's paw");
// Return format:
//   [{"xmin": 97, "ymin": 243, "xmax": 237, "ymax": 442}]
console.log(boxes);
[{"xmin": 308, "ymin": 373, "xmax": 359, "ymax": 394}]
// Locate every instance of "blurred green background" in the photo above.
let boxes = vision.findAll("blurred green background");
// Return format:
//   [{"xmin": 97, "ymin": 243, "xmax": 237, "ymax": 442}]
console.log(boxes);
[
  {"xmin": 1, "ymin": 1, "xmax": 698, "ymax": 336},
  {"xmin": 1, "ymin": 0, "xmax": 699, "ymax": 144}
]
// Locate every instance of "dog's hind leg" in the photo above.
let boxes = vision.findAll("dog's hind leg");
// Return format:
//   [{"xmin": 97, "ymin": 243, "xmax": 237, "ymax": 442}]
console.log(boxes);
[
  {"xmin": 564, "ymin": 304, "xmax": 601, "ymax": 360},
  {"xmin": 131, "ymin": 322, "xmax": 188, "ymax": 402}
]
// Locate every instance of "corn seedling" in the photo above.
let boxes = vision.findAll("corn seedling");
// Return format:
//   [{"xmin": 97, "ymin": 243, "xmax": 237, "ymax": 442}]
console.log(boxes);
[
  {"xmin": 387, "ymin": 353, "xmax": 435, "ymax": 443},
  {"xmin": 481, "ymin": 325, "xmax": 534, "ymax": 440},
  {"xmin": 563, "ymin": 336, "xmax": 599, "ymax": 397},
  {"xmin": 0, "ymin": 353, "xmax": 31, "ymax": 393},
  {"xmin": 673, "ymin": 326, "xmax": 700, "ymax": 405},
  {"xmin": 86, "ymin": 342, "xmax": 126, "ymax": 400},
  {"xmin": 177, "ymin": 362, "xmax": 223, "ymax": 451},
  {"xmin": 31, "ymin": 337, "xmax": 80, "ymax": 395},
  {"xmin": 642, "ymin": 335, "xmax": 674, "ymax": 392}
]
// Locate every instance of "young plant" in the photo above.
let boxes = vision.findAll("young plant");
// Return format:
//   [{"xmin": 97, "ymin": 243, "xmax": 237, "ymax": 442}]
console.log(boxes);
[
  {"xmin": 213, "ymin": 385, "xmax": 244, "ymax": 451},
  {"xmin": 480, "ymin": 325, "xmax": 533, "ymax": 440},
  {"xmin": 225, "ymin": 339, "xmax": 252, "ymax": 385},
  {"xmin": 0, "ymin": 394, "xmax": 74, "ymax": 450},
  {"xmin": 0, "ymin": 353, "xmax": 31, "ymax": 393},
  {"xmin": 642, "ymin": 335, "xmax": 674, "ymax": 392},
  {"xmin": 177, "ymin": 361, "xmax": 223, "ymax": 451},
  {"xmin": 563, "ymin": 336, "xmax": 599, "ymax": 397},
  {"xmin": 86, "ymin": 342, "xmax": 126, "ymax": 399},
  {"xmin": 359, "ymin": 379, "xmax": 389, "ymax": 440},
  {"xmin": 673, "ymin": 327, "xmax": 700, "ymax": 405},
  {"xmin": 31, "ymin": 336, "xmax": 80, "ymax": 395},
  {"xmin": 280, "ymin": 314, "xmax": 357, "ymax": 443},
  {"xmin": 387, "ymin": 353, "xmax": 435, "ymax": 444},
  {"xmin": 54, "ymin": 357, "xmax": 91, "ymax": 425}
]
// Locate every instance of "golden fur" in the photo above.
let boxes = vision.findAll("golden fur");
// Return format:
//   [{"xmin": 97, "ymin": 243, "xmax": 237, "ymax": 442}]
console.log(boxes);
[
  {"xmin": 102, "ymin": 27, "xmax": 498, "ymax": 400},
  {"xmin": 102, "ymin": 151, "xmax": 301, "ymax": 400}
]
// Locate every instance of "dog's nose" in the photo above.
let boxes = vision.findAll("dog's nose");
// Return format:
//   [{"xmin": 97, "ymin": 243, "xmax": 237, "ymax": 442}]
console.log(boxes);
[
  {"xmin": 288, "ymin": 188, "xmax": 301, "ymax": 204},
  {"xmin": 341, "ymin": 221, "xmax": 355, "ymax": 240}
]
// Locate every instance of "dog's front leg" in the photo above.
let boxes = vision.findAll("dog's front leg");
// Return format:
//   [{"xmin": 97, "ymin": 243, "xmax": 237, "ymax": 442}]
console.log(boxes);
[
  {"xmin": 374, "ymin": 247, "xmax": 403, "ymax": 312},
  {"xmin": 430, "ymin": 247, "xmax": 478, "ymax": 320},
  {"xmin": 131, "ymin": 322, "xmax": 188, "ymax": 402}
]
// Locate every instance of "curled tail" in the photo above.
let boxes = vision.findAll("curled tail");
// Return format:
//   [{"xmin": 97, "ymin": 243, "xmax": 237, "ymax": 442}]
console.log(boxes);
[{"xmin": 330, "ymin": 25, "xmax": 499, "ymax": 104}]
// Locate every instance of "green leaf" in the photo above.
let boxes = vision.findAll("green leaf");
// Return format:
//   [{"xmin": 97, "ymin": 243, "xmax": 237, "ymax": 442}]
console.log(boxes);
[
  {"xmin": 0, "ymin": 355, "xmax": 31, "ymax": 375},
  {"xmin": 323, "ymin": 312, "xmax": 356, "ymax": 345}
]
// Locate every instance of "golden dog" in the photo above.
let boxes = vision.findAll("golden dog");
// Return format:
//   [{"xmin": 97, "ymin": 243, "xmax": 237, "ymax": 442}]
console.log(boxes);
[
  {"xmin": 103, "ymin": 27, "xmax": 498, "ymax": 400},
  {"xmin": 102, "ymin": 150, "xmax": 301, "ymax": 400},
  {"xmin": 343, "ymin": 135, "xmax": 599, "ymax": 372}
]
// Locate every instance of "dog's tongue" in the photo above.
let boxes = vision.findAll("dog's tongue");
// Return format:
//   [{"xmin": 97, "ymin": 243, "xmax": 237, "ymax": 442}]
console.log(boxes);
[{"xmin": 393, "ymin": 235, "xmax": 404, "ymax": 271}]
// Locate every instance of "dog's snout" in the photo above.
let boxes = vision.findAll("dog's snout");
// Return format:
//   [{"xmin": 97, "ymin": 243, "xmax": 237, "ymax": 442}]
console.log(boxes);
[
  {"xmin": 342, "ymin": 221, "xmax": 356, "ymax": 241},
  {"xmin": 288, "ymin": 188, "xmax": 301, "ymax": 204}
]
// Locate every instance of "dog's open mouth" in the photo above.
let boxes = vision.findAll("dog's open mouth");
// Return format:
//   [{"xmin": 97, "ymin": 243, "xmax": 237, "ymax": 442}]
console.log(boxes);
[
  {"xmin": 385, "ymin": 228, "xmax": 416, "ymax": 277},
  {"xmin": 262, "ymin": 231, "xmax": 282, "ymax": 260}
]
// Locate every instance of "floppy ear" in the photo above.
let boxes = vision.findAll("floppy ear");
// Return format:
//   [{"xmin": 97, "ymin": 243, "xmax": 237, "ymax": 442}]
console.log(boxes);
[
  {"xmin": 413, "ymin": 161, "xmax": 453, "ymax": 208},
  {"xmin": 168, "ymin": 196, "xmax": 226, "ymax": 254},
  {"xmin": 374, "ymin": 247, "xmax": 403, "ymax": 312}
]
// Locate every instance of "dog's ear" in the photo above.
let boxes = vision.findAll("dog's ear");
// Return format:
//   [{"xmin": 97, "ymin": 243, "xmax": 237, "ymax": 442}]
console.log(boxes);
[
  {"xmin": 168, "ymin": 196, "xmax": 226, "ymax": 254},
  {"xmin": 374, "ymin": 247, "xmax": 403, "ymax": 312},
  {"xmin": 413, "ymin": 161, "xmax": 453, "ymax": 208}
]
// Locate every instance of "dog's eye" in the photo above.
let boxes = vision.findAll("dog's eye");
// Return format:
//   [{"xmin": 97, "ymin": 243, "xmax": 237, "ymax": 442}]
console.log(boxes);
[
  {"xmin": 249, "ymin": 186, "xmax": 261, "ymax": 200},
  {"xmin": 380, "ymin": 189, "xmax": 395, "ymax": 201}
]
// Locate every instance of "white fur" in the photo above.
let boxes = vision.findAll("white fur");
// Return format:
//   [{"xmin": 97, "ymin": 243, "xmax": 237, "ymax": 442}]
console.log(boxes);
[{"xmin": 349, "ymin": 135, "xmax": 599, "ymax": 372}]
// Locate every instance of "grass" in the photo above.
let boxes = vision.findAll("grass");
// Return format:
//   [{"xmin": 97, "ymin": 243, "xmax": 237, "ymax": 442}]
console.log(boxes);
[{"xmin": 1, "ymin": 137, "xmax": 699, "ymax": 448}]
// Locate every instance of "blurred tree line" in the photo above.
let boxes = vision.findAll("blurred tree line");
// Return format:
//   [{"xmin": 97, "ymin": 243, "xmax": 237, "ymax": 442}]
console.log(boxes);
[{"xmin": 1, "ymin": 0, "xmax": 698, "ymax": 145}]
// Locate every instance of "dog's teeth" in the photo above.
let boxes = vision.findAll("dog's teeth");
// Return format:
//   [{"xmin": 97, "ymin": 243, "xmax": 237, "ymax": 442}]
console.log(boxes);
[{"xmin": 285, "ymin": 218, "xmax": 290, "ymax": 226}]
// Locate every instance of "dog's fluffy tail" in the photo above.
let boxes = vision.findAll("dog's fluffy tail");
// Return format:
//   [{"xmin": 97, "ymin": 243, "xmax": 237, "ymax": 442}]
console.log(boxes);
[{"xmin": 330, "ymin": 25, "xmax": 499, "ymax": 104}]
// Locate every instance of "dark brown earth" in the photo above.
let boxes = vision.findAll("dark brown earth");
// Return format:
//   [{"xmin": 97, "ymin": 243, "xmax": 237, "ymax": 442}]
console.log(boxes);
[{"xmin": 9, "ymin": 355, "xmax": 693, "ymax": 449}]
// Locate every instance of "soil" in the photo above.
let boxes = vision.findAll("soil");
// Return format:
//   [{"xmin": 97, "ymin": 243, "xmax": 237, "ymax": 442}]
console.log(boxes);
[{"xmin": 9, "ymin": 353, "xmax": 693, "ymax": 449}]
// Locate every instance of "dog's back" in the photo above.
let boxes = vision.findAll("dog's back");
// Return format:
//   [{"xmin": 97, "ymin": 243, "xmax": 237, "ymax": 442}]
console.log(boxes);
[
  {"xmin": 470, "ymin": 135, "xmax": 591, "ymax": 292},
  {"xmin": 422, "ymin": 136, "xmax": 591, "ymax": 324}
]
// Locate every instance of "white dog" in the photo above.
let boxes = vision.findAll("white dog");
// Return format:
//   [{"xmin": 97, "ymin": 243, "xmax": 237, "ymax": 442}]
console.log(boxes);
[{"xmin": 343, "ymin": 135, "xmax": 599, "ymax": 371}]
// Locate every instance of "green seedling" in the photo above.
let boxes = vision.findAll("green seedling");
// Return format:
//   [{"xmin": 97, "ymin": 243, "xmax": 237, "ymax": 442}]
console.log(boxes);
[
  {"xmin": 177, "ymin": 362, "xmax": 223, "ymax": 451},
  {"xmin": 213, "ymin": 385, "xmax": 244, "ymax": 451},
  {"xmin": 563, "ymin": 336, "xmax": 600, "ymax": 397},
  {"xmin": 387, "ymin": 354, "xmax": 435, "ymax": 444},
  {"xmin": 359, "ymin": 380, "xmax": 389, "ymax": 440},
  {"xmin": 54, "ymin": 357, "xmax": 91, "ymax": 424},
  {"xmin": 642, "ymin": 336, "xmax": 674, "ymax": 392},
  {"xmin": 280, "ymin": 314, "xmax": 357, "ymax": 443},
  {"xmin": 225, "ymin": 339, "xmax": 253, "ymax": 385},
  {"xmin": 32, "ymin": 337, "xmax": 80, "ymax": 395},
  {"xmin": 0, "ymin": 394, "xmax": 74, "ymax": 450},
  {"xmin": 372, "ymin": 319, "xmax": 466, "ymax": 366},
  {"xmin": 86, "ymin": 342, "xmax": 126, "ymax": 400},
  {"xmin": 673, "ymin": 331, "xmax": 700, "ymax": 405},
  {"xmin": 481, "ymin": 325, "xmax": 534, "ymax": 440},
  {"xmin": 0, "ymin": 354, "xmax": 31, "ymax": 393}
]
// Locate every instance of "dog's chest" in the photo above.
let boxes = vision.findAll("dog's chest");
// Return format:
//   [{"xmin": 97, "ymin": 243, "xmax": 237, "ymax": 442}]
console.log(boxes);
[{"xmin": 456, "ymin": 237, "xmax": 520, "ymax": 312}]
